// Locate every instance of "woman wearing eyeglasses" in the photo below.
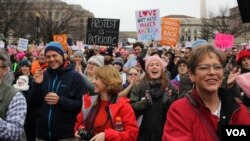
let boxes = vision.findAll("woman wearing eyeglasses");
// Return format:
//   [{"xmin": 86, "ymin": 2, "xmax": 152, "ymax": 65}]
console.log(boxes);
[
  {"xmin": 119, "ymin": 67, "xmax": 140, "ymax": 97},
  {"xmin": 162, "ymin": 44, "xmax": 250, "ymax": 141},
  {"xmin": 74, "ymin": 66, "xmax": 138, "ymax": 141}
]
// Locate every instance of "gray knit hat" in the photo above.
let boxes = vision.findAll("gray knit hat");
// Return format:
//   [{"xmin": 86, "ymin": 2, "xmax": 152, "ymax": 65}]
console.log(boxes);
[
  {"xmin": 112, "ymin": 57, "xmax": 124, "ymax": 67},
  {"xmin": 87, "ymin": 55, "xmax": 104, "ymax": 67},
  {"xmin": 74, "ymin": 50, "xmax": 86, "ymax": 63}
]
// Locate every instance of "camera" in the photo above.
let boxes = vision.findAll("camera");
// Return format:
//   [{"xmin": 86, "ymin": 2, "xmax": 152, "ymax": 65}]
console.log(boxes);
[{"xmin": 78, "ymin": 128, "xmax": 93, "ymax": 141}]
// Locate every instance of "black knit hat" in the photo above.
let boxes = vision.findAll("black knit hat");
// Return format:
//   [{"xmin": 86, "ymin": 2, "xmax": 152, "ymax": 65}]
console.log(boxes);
[{"xmin": 19, "ymin": 60, "xmax": 31, "ymax": 67}]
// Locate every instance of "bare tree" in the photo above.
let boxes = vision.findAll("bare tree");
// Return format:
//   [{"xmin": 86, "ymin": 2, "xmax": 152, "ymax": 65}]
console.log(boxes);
[
  {"xmin": 0, "ymin": 0, "xmax": 28, "ymax": 43},
  {"xmin": 32, "ymin": 2, "xmax": 77, "ymax": 43},
  {"xmin": 201, "ymin": 6, "xmax": 250, "ymax": 40}
]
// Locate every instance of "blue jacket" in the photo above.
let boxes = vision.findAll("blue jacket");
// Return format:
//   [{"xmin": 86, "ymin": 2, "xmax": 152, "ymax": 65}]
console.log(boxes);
[{"xmin": 30, "ymin": 64, "xmax": 88, "ymax": 140}]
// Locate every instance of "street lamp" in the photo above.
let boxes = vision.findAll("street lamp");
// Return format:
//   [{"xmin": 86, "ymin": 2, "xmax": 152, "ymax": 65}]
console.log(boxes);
[
  {"xmin": 35, "ymin": 12, "xmax": 40, "ymax": 46},
  {"xmin": 185, "ymin": 28, "xmax": 188, "ymax": 42}
]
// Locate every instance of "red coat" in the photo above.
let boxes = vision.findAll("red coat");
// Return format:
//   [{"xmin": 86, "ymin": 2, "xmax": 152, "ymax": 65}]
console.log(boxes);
[
  {"xmin": 75, "ymin": 95, "xmax": 138, "ymax": 141},
  {"xmin": 162, "ymin": 89, "xmax": 250, "ymax": 141}
]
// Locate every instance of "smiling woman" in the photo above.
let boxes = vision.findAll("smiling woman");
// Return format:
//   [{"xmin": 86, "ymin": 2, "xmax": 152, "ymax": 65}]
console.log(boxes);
[
  {"xmin": 162, "ymin": 44, "xmax": 250, "ymax": 141},
  {"xmin": 129, "ymin": 55, "xmax": 179, "ymax": 141},
  {"xmin": 74, "ymin": 66, "xmax": 139, "ymax": 141}
]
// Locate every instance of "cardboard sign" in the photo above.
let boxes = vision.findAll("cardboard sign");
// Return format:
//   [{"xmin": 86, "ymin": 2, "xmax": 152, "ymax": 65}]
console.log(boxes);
[
  {"xmin": 215, "ymin": 33, "xmax": 234, "ymax": 50},
  {"xmin": 0, "ymin": 41, "xmax": 4, "ymax": 49},
  {"xmin": 17, "ymin": 38, "xmax": 29, "ymax": 51},
  {"xmin": 185, "ymin": 41, "xmax": 193, "ymax": 48},
  {"xmin": 160, "ymin": 18, "xmax": 180, "ymax": 47},
  {"xmin": 53, "ymin": 34, "xmax": 68, "ymax": 51},
  {"xmin": 76, "ymin": 41, "xmax": 83, "ymax": 50},
  {"xmin": 86, "ymin": 18, "xmax": 120, "ymax": 46},
  {"xmin": 192, "ymin": 39, "xmax": 207, "ymax": 48},
  {"xmin": 135, "ymin": 9, "xmax": 161, "ymax": 42},
  {"xmin": 71, "ymin": 45, "xmax": 79, "ymax": 51}
]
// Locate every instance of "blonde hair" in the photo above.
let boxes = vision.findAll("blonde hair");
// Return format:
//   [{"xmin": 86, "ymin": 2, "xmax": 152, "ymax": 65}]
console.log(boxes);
[{"xmin": 94, "ymin": 66, "xmax": 122, "ymax": 95}]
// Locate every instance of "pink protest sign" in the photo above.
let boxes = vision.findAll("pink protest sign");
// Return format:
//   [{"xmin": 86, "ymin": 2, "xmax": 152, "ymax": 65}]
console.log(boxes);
[{"xmin": 215, "ymin": 33, "xmax": 234, "ymax": 50}]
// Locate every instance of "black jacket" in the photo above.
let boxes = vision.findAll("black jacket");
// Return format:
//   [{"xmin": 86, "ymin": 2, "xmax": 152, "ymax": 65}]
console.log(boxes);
[{"xmin": 30, "ymin": 64, "xmax": 88, "ymax": 140}]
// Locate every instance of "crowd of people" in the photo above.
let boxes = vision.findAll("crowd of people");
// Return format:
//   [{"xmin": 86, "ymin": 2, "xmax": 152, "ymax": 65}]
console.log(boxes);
[{"xmin": 0, "ymin": 40, "xmax": 250, "ymax": 141}]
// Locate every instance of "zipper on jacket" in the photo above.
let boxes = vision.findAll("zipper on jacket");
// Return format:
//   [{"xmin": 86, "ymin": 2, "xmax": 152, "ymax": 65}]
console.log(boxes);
[
  {"xmin": 108, "ymin": 107, "xmax": 115, "ymax": 128},
  {"xmin": 48, "ymin": 73, "xmax": 58, "ymax": 141}
]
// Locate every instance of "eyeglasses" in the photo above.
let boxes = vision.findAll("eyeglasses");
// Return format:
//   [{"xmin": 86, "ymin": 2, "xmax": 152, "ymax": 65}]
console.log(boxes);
[
  {"xmin": 196, "ymin": 64, "xmax": 223, "ymax": 72},
  {"xmin": 128, "ymin": 73, "xmax": 138, "ymax": 76}
]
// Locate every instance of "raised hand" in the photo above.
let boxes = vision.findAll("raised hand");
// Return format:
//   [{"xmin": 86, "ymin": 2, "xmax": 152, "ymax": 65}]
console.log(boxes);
[{"xmin": 227, "ymin": 67, "xmax": 241, "ymax": 88}]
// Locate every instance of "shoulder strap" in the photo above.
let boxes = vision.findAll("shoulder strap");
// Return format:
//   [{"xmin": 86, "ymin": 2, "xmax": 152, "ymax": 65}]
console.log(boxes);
[
  {"xmin": 185, "ymin": 92, "xmax": 220, "ymax": 141},
  {"xmin": 185, "ymin": 92, "xmax": 198, "ymax": 107}
]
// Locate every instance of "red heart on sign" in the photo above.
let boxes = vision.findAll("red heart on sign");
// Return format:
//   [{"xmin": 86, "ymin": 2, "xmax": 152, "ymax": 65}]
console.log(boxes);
[{"xmin": 143, "ymin": 11, "xmax": 148, "ymax": 16}]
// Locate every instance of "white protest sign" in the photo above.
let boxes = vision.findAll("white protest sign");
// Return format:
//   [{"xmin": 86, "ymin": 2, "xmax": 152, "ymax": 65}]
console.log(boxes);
[
  {"xmin": 0, "ymin": 41, "xmax": 4, "ymax": 49},
  {"xmin": 76, "ymin": 41, "xmax": 83, "ymax": 50},
  {"xmin": 135, "ymin": 9, "xmax": 161, "ymax": 42},
  {"xmin": 71, "ymin": 45, "xmax": 79, "ymax": 51},
  {"xmin": 17, "ymin": 38, "xmax": 29, "ymax": 51},
  {"xmin": 185, "ymin": 41, "xmax": 193, "ymax": 48}
]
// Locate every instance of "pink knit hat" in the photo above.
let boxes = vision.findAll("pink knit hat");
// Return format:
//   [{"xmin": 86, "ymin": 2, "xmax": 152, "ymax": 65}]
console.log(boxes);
[
  {"xmin": 144, "ymin": 56, "xmax": 167, "ymax": 71},
  {"xmin": 15, "ymin": 52, "xmax": 26, "ymax": 60},
  {"xmin": 236, "ymin": 72, "xmax": 250, "ymax": 98}
]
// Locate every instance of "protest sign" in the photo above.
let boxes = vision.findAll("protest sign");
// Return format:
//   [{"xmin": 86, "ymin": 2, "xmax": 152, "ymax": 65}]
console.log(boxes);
[
  {"xmin": 86, "ymin": 18, "xmax": 120, "ymax": 46},
  {"xmin": 54, "ymin": 34, "xmax": 68, "ymax": 51},
  {"xmin": 135, "ymin": 9, "xmax": 161, "ymax": 42},
  {"xmin": 17, "ymin": 38, "xmax": 29, "ymax": 51},
  {"xmin": 0, "ymin": 41, "xmax": 4, "ymax": 49},
  {"xmin": 160, "ymin": 18, "xmax": 180, "ymax": 47},
  {"xmin": 215, "ymin": 33, "xmax": 234, "ymax": 50}
]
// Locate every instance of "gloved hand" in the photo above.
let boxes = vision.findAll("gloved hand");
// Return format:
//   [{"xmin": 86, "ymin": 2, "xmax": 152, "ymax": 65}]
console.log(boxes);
[{"xmin": 145, "ymin": 90, "xmax": 153, "ymax": 105}]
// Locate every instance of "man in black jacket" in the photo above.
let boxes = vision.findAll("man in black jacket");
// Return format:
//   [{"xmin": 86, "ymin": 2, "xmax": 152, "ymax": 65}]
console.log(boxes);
[{"xmin": 31, "ymin": 42, "xmax": 88, "ymax": 141}]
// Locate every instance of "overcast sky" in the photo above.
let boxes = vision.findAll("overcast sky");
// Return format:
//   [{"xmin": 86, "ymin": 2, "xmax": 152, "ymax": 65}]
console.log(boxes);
[{"xmin": 65, "ymin": 0, "xmax": 238, "ymax": 31}]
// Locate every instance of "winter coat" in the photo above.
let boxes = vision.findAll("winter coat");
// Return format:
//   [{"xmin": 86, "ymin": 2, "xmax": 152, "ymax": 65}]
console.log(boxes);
[
  {"xmin": 162, "ymin": 88, "xmax": 250, "ymax": 141},
  {"xmin": 130, "ymin": 79, "xmax": 178, "ymax": 141},
  {"xmin": 74, "ymin": 95, "xmax": 138, "ymax": 141},
  {"xmin": 30, "ymin": 64, "xmax": 88, "ymax": 140}
]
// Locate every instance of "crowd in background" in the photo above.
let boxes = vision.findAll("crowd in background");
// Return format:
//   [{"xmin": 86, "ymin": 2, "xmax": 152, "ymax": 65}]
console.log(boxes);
[{"xmin": 0, "ymin": 40, "xmax": 250, "ymax": 141}]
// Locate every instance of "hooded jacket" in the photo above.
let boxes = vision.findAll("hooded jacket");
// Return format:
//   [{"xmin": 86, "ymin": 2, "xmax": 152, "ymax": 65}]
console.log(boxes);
[
  {"xmin": 30, "ymin": 63, "xmax": 88, "ymax": 140},
  {"xmin": 74, "ymin": 95, "xmax": 138, "ymax": 141}
]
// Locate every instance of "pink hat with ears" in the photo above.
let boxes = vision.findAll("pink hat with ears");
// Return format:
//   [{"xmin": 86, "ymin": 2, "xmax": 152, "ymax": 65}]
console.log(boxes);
[
  {"xmin": 236, "ymin": 72, "xmax": 250, "ymax": 98},
  {"xmin": 144, "ymin": 55, "xmax": 167, "ymax": 71}
]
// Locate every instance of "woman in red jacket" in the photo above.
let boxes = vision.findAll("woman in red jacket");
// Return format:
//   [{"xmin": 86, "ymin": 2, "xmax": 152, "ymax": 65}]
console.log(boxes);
[
  {"xmin": 162, "ymin": 44, "xmax": 250, "ymax": 141},
  {"xmin": 74, "ymin": 66, "xmax": 138, "ymax": 141}
]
